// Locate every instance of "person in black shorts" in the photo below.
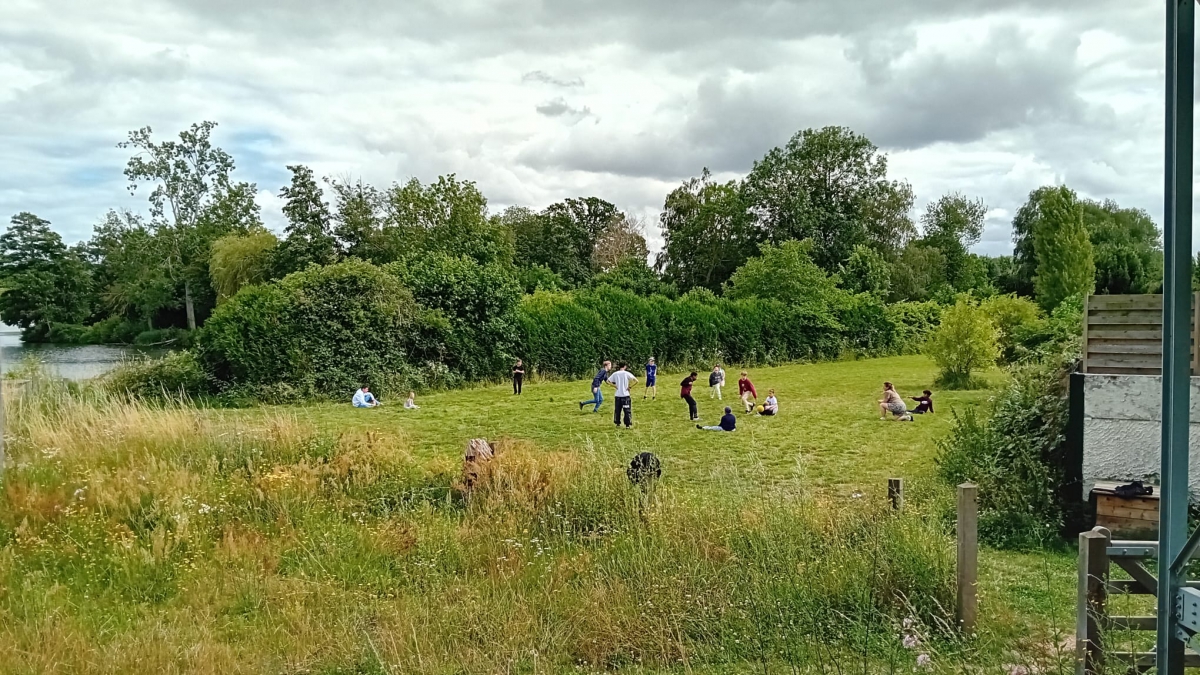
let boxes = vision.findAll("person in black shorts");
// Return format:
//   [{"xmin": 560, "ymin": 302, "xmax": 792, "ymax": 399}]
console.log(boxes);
[
  {"xmin": 643, "ymin": 356, "xmax": 657, "ymax": 400},
  {"xmin": 512, "ymin": 359, "xmax": 525, "ymax": 395}
]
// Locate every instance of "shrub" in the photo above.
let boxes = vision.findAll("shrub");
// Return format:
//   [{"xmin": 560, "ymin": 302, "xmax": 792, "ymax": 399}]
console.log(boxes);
[
  {"xmin": 925, "ymin": 297, "xmax": 998, "ymax": 389},
  {"xmin": 886, "ymin": 301, "xmax": 942, "ymax": 351},
  {"xmin": 838, "ymin": 244, "xmax": 891, "ymax": 296},
  {"xmin": 83, "ymin": 315, "xmax": 143, "ymax": 344},
  {"xmin": 105, "ymin": 350, "xmax": 208, "ymax": 399},
  {"xmin": 45, "ymin": 323, "xmax": 90, "ymax": 344},
  {"xmin": 725, "ymin": 240, "xmax": 842, "ymax": 307},
  {"xmin": 936, "ymin": 355, "xmax": 1073, "ymax": 549},
  {"xmin": 134, "ymin": 327, "xmax": 193, "ymax": 348},
  {"xmin": 835, "ymin": 292, "xmax": 896, "ymax": 354},
  {"xmin": 209, "ymin": 230, "xmax": 279, "ymax": 301},
  {"xmin": 981, "ymin": 294, "xmax": 1042, "ymax": 364}
]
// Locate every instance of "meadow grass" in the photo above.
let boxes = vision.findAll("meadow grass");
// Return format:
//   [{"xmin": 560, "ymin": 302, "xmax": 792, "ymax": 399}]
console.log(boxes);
[{"xmin": 0, "ymin": 356, "xmax": 1078, "ymax": 674}]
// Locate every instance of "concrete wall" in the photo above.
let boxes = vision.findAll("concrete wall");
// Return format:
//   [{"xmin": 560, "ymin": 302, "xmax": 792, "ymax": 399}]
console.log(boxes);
[{"xmin": 1082, "ymin": 373, "xmax": 1200, "ymax": 496}]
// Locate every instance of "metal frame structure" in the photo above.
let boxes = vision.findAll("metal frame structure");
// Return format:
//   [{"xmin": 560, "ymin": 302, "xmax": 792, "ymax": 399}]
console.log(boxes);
[{"xmin": 1161, "ymin": 1, "xmax": 1197, "ymax": 671}]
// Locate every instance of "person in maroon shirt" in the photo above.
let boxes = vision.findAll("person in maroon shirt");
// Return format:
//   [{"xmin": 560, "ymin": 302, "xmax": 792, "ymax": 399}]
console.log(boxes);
[
  {"xmin": 911, "ymin": 390, "xmax": 934, "ymax": 414},
  {"xmin": 680, "ymin": 371, "xmax": 699, "ymax": 421},
  {"xmin": 738, "ymin": 371, "xmax": 758, "ymax": 413}
]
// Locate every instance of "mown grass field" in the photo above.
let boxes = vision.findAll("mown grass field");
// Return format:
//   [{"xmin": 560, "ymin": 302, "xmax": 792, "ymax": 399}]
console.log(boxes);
[{"xmin": 0, "ymin": 355, "xmax": 1079, "ymax": 674}]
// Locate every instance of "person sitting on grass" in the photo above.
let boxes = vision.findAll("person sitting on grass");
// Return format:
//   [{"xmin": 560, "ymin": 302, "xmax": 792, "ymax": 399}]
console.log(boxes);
[
  {"xmin": 911, "ymin": 390, "xmax": 934, "ymax": 414},
  {"xmin": 878, "ymin": 382, "xmax": 913, "ymax": 421},
  {"xmin": 760, "ymin": 389, "xmax": 778, "ymax": 416},
  {"xmin": 697, "ymin": 406, "xmax": 737, "ymax": 431},
  {"xmin": 352, "ymin": 385, "xmax": 380, "ymax": 408},
  {"xmin": 404, "ymin": 391, "xmax": 419, "ymax": 409}
]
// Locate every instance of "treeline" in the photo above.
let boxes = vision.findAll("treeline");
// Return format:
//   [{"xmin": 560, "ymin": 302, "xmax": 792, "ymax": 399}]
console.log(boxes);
[{"xmin": 0, "ymin": 122, "xmax": 1166, "ymax": 396}]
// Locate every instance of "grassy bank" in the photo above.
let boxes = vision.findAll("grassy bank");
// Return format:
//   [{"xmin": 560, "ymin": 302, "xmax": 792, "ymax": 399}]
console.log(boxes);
[{"xmin": 0, "ymin": 356, "xmax": 1078, "ymax": 673}]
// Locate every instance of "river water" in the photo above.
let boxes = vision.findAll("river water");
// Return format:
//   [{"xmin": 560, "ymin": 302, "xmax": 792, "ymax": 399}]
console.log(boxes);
[{"xmin": 0, "ymin": 329, "xmax": 165, "ymax": 381}]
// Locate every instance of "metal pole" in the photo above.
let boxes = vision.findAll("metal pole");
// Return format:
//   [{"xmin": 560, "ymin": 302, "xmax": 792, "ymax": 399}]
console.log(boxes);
[{"xmin": 1158, "ymin": 1, "xmax": 1194, "ymax": 671}]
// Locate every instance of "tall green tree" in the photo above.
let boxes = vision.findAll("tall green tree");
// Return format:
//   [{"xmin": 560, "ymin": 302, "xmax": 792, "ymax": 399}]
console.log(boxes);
[
  {"xmin": 276, "ymin": 165, "xmax": 339, "ymax": 275},
  {"xmin": 1083, "ymin": 200, "xmax": 1162, "ymax": 294},
  {"xmin": 742, "ymin": 126, "xmax": 915, "ymax": 271},
  {"xmin": 1031, "ymin": 187, "xmax": 1094, "ymax": 311},
  {"xmin": 838, "ymin": 244, "xmax": 891, "ymax": 297},
  {"xmin": 119, "ymin": 121, "xmax": 243, "ymax": 330},
  {"xmin": 657, "ymin": 169, "xmax": 758, "ymax": 293},
  {"xmin": 888, "ymin": 242, "xmax": 947, "ymax": 302},
  {"xmin": 87, "ymin": 210, "xmax": 175, "ymax": 330},
  {"xmin": 209, "ymin": 231, "xmax": 279, "ymax": 301},
  {"xmin": 0, "ymin": 213, "xmax": 93, "ymax": 340},
  {"xmin": 513, "ymin": 197, "xmax": 620, "ymax": 286},
  {"xmin": 920, "ymin": 192, "xmax": 987, "ymax": 289},
  {"xmin": 385, "ymin": 175, "xmax": 512, "ymax": 265},
  {"xmin": 725, "ymin": 240, "xmax": 842, "ymax": 307},
  {"xmin": 329, "ymin": 177, "xmax": 384, "ymax": 262}
]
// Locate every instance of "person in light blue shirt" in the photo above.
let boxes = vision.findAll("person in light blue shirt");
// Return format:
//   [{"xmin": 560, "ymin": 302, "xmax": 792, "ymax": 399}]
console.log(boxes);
[{"xmin": 352, "ymin": 386, "xmax": 380, "ymax": 408}]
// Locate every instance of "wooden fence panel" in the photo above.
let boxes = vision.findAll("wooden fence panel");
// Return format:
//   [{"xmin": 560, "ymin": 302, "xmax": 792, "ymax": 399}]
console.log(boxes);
[{"xmin": 1082, "ymin": 293, "xmax": 1200, "ymax": 376}]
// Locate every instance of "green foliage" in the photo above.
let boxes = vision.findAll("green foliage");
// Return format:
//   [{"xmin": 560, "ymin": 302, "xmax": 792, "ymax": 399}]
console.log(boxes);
[
  {"xmin": 1010, "ymin": 292, "xmax": 1084, "ymax": 363},
  {"xmin": 888, "ymin": 243, "xmax": 947, "ymax": 302},
  {"xmin": 385, "ymin": 252, "xmax": 521, "ymax": 380},
  {"xmin": 1031, "ymin": 187, "xmax": 1094, "ymax": 311},
  {"xmin": 725, "ymin": 240, "xmax": 842, "ymax": 307},
  {"xmin": 197, "ymin": 259, "xmax": 420, "ymax": 397},
  {"xmin": 1085, "ymin": 199, "xmax": 1162, "ymax": 294},
  {"xmin": 919, "ymin": 193, "xmax": 987, "ymax": 290},
  {"xmin": 513, "ymin": 198, "xmax": 619, "ymax": 286},
  {"xmin": 0, "ymin": 212, "xmax": 93, "ymax": 341},
  {"xmin": 885, "ymin": 301, "xmax": 942, "ymax": 350},
  {"xmin": 105, "ymin": 350, "xmax": 208, "ymax": 399},
  {"xmin": 134, "ymin": 327, "xmax": 193, "ymax": 347},
  {"xmin": 925, "ymin": 297, "xmax": 998, "ymax": 389},
  {"xmin": 980, "ymin": 294, "xmax": 1042, "ymax": 364},
  {"xmin": 835, "ymin": 293, "xmax": 896, "ymax": 354},
  {"xmin": 83, "ymin": 315, "xmax": 144, "ymax": 345},
  {"xmin": 589, "ymin": 257, "xmax": 677, "ymax": 298},
  {"xmin": 936, "ymin": 356, "xmax": 1073, "ymax": 549},
  {"xmin": 275, "ymin": 164, "xmax": 340, "ymax": 274},
  {"xmin": 742, "ymin": 126, "xmax": 915, "ymax": 271},
  {"xmin": 386, "ymin": 174, "xmax": 513, "ymax": 266},
  {"xmin": 515, "ymin": 263, "xmax": 567, "ymax": 294},
  {"xmin": 208, "ymin": 230, "xmax": 278, "ymax": 301},
  {"xmin": 517, "ymin": 285, "xmax": 843, "ymax": 378},
  {"xmin": 838, "ymin": 244, "xmax": 891, "ymax": 297},
  {"xmin": 657, "ymin": 170, "xmax": 759, "ymax": 293}
]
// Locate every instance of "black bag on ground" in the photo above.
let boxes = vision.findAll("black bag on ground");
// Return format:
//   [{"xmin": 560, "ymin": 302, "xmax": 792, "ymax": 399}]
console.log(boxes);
[{"xmin": 627, "ymin": 452, "xmax": 661, "ymax": 485}]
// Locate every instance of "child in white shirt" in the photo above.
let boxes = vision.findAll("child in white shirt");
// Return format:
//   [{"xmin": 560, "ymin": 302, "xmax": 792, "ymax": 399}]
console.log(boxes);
[{"xmin": 404, "ymin": 391, "xmax": 419, "ymax": 409}]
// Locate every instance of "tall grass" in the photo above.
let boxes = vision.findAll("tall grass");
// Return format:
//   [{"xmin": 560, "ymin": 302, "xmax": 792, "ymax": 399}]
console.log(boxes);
[{"xmin": 0, "ymin": 383, "xmax": 1005, "ymax": 673}]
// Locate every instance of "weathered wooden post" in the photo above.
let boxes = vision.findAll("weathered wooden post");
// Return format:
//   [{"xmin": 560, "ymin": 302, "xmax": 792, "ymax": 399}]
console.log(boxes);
[
  {"xmin": 1076, "ymin": 528, "xmax": 1110, "ymax": 675},
  {"xmin": 956, "ymin": 483, "xmax": 978, "ymax": 633},
  {"xmin": 888, "ymin": 478, "xmax": 904, "ymax": 511}
]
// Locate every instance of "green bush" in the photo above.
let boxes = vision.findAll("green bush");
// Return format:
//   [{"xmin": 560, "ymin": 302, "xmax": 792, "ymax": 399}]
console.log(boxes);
[
  {"xmin": 84, "ymin": 316, "xmax": 143, "ymax": 344},
  {"xmin": 197, "ymin": 259, "xmax": 420, "ymax": 398},
  {"xmin": 886, "ymin": 301, "xmax": 942, "ymax": 350},
  {"xmin": 835, "ymin": 293, "xmax": 896, "ymax": 354},
  {"xmin": 516, "ymin": 285, "xmax": 843, "ymax": 378},
  {"xmin": 981, "ymin": 294, "xmax": 1042, "ymax": 364},
  {"xmin": 925, "ymin": 297, "xmax": 998, "ymax": 389},
  {"xmin": 105, "ymin": 351, "xmax": 208, "ymax": 399},
  {"xmin": 134, "ymin": 327, "xmax": 193, "ymax": 348},
  {"xmin": 45, "ymin": 323, "xmax": 90, "ymax": 344},
  {"xmin": 935, "ymin": 355, "xmax": 1073, "ymax": 549}
]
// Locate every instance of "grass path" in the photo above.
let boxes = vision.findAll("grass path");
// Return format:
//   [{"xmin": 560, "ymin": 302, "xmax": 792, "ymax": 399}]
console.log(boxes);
[{"xmin": 243, "ymin": 355, "xmax": 1002, "ymax": 492}]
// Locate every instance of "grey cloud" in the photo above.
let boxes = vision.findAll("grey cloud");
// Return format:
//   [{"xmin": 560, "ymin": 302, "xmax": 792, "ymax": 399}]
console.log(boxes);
[
  {"xmin": 522, "ymin": 70, "xmax": 583, "ymax": 87},
  {"xmin": 536, "ymin": 97, "xmax": 591, "ymax": 118}
]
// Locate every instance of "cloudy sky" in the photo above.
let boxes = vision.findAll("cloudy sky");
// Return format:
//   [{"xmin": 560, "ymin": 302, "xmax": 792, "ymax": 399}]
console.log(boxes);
[{"xmin": 0, "ymin": 0, "xmax": 1174, "ymax": 255}]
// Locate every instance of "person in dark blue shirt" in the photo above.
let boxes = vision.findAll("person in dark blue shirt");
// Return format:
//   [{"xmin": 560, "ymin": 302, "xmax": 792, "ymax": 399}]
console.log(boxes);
[
  {"xmin": 643, "ymin": 357, "xmax": 657, "ymax": 400},
  {"xmin": 579, "ymin": 360, "xmax": 611, "ymax": 413},
  {"xmin": 697, "ymin": 406, "xmax": 737, "ymax": 431}
]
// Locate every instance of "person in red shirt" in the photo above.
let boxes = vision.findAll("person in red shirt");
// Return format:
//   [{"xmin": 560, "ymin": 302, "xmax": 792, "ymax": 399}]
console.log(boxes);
[
  {"xmin": 680, "ymin": 371, "xmax": 699, "ymax": 421},
  {"xmin": 738, "ymin": 371, "xmax": 758, "ymax": 413}
]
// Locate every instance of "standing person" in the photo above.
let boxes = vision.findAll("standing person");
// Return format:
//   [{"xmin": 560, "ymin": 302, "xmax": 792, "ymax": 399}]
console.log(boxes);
[
  {"xmin": 512, "ymin": 359, "xmax": 525, "ymax": 395},
  {"xmin": 680, "ymin": 371, "xmax": 699, "ymax": 421},
  {"xmin": 579, "ymin": 360, "xmax": 612, "ymax": 413},
  {"xmin": 709, "ymin": 365, "xmax": 724, "ymax": 400},
  {"xmin": 738, "ymin": 371, "xmax": 758, "ymax": 413},
  {"xmin": 878, "ymin": 382, "xmax": 913, "ymax": 421},
  {"xmin": 697, "ymin": 406, "xmax": 737, "ymax": 431},
  {"xmin": 643, "ymin": 357, "xmax": 657, "ymax": 400},
  {"xmin": 607, "ymin": 363, "xmax": 638, "ymax": 428}
]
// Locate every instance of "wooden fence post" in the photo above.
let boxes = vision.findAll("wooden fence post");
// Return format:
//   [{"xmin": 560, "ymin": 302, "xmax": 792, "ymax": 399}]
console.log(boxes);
[
  {"xmin": 1076, "ymin": 528, "xmax": 1110, "ymax": 675},
  {"xmin": 888, "ymin": 478, "xmax": 904, "ymax": 511},
  {"xmin": 956, "ymin": 483, "xmax": 978, "ymax": 633}
]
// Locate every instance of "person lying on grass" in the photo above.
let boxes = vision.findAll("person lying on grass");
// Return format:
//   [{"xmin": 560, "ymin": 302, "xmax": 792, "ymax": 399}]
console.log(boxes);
[
  {"xmin": 352, "ymin": 385, "xmax": 380, "ymax": 408},
  {"xmin": 697, "ymin": 406, "xmax": 737, "ymax": 431},
  {"xmin": 911, "ymin": 389, "xmax": 933, "ymax": 414},
  {"xmin": 878, "ymin": 382, "xmax": 913, "ymax": 421}
]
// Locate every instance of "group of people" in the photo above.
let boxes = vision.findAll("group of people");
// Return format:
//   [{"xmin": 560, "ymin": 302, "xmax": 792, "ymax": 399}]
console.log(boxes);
[
  {"xmin": 351, "ymin": 386, "xmax": 420, "ymax": 410},
  {"xmin": 575, "ymin": 358, "xmax": 778, "ymax": 432},
  {"xmin": 877, "ymin": 382, "xmax": 934, "ymax": 422}
]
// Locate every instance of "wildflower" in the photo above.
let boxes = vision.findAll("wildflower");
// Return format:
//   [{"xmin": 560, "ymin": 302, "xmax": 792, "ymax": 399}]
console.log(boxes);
[
  {"xmin": 198, "ymin": 504, "xmax": 212, "ymax": 515},
  {"xmin": 902, "ymin": 617, "xmax": 914, "ymax": 630},
  {"xmin": 903, "ymin": 634, "xmax": 919, "ymax": 649},
  {"xmin": 915, "ymin": 653, "xmax": 931, "ymax": 670}
]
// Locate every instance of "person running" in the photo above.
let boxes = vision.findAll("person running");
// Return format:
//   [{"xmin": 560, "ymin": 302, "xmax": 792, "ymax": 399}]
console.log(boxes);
[
  {"xmin": 680, "ymin": 371, "xmax": 699, "ymax": 421},
  {"xmin": 512, "ymin": 359, "xmax": 525, "ymax": 395},
  {"xmin": 404, "ymin": 391, "xmax": 420, "ymax": 409},
  {"xmin": 738, "ymin": 371, "xmax": 758, "ymax": 413},
  {"xmin": 579, "ymin": 360, "xmax": 611, "ymax": 412},
  {"xmin": 607, "ymin": 363, "xmax": 638, "ymax": 428},
  {"xmin": 643, "ymin": 357, "xmax": 657, "ymax": 400},
  {"xmin": 760, "ymin": 389, "xmax": 778, "ymax": 416},
  {"xmin": 911, "ymin": 390, "xmax": 934, "ymax": 414},
  {"xmin": 709, "ymin": 365, "xmax": 725, "ymax": 400},
  {"xmin": 352, "ymin": 386, "xmax": 380, "ymax": 408},
  {"xmin": 879, "ymin": 382, "xmax": 913, "ymax": 421},
  {"xmin": 697, "ymin": 406, "xmax": 737, "ymax": 431}
]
